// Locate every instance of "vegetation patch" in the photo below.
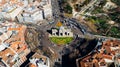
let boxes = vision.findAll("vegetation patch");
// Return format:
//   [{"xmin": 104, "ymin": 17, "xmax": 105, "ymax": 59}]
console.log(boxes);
[
  {"xmin": 50, "ymin": 37, "xmax": 73, "ymax": 45},
  {"xmin": 64, "ymin": 3, "xmax": 73, "ymax": 14},
  {"xmin": 111, "ymin": 0, "xmax": 120, "ymax": 6},
  {"xmin": 108, "ymin": 11, "xmax": 120, "ymax": 23},
  {"xmin": 108, "ymin": 27, "xmax": 120, "ymax": 38},
  {"xmin": 86, "ymin": 16, "xmax": 120, "ymax": 38},
  {"xmin": 64, "ymin": 13, "xmax": 73, "ymax": 18}
]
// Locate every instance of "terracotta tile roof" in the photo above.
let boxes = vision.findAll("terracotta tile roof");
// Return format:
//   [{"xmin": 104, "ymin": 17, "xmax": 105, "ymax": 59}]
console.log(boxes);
[
  {"xmin": 82, "ymin": 55, "xmax": 92, "ymax": 61},
  {"xmin": 93, "ymin": 59, "xmax": 98, "ymax": 63},
  {"xmin": 103, "ymin": 54, "xmax": 112, "ymax": 60},
  {"xmin": 80, "ymin": 61, "xmax": 85, "ymax": 67},
  {"xmin": 78, "ymin": 39, "xmax": 120, "ymax": 67},
  {"xmin": 29, "ymin": 63, "xmax": 37, "ymax": 67},
  {"xmin": 0, "ymin": 48, "xmax": 15, "ymax": 63},
  {"xmin": 32, "ymin": 53, "xmax": 47, "ymax": 62},
  {"xmin": 0, "ymin": 23, "xmax": 30, "ymax": 66}
]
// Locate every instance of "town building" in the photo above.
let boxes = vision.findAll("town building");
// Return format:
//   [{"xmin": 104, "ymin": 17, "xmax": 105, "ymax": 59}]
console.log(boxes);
[
  {"xmin": 17, "ymin": 5, "xmax": 44, "ymax": 23},
  {"xmin": 76, "ymin": 39, "xmax": 120, "ymax": 67},
  {"xmin": 28, "ymin": 53, "xmax": 50, "ymax": 67},
  {"xmin": 0, "ymin": 21, "xmax": 30, "ymax": 67},
  {"xmin": 0, "ymin": 0, "xmax": 52, "ymax": 24},
  {"xmin": 17, "ymin": 0, "xmax": 52, "ymax": 24},
  {"xmin": 0, "ymin": 0, "xmax": 24, "ymax": 21},
  {"xmin": 114, "ymin": 54, "xmax": 120, "ymax": 67}
]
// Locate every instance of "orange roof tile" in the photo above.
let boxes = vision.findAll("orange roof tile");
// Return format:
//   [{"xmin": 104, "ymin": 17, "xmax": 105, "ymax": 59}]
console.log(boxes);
[
  {"xmin": 93, "ymin": 59, "xmax": 98, "ymax": 63},
  {"xmin": 8, "ymin": 28, "xmax": 20, "ymax": 31},
  {"xmin": 80, "ymin": 61, "xmax": 85, "ymax": 67},
  {"xmin": 103, "ymin": 54, "xmax": 112, "ymax": 60},
  {"xmin": 0, "ymin": 24, "xmax": 29, "ymax": 66},
  {"xmin": 29, "ymin": 63, "xmax": 37, "ymax": 67},
  {"xmin": 82, "ymin": 55, "xmax": 91, "ymax": 61},
  {"xmin": 0, "ymin": 48, "xmax": 15, "ymax": 63}
]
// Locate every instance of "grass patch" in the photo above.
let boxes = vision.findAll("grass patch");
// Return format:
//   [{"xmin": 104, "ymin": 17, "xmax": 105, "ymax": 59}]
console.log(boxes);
[
  {"xmin": 85, "ymin": 21, "xmax": 97, "ymax": 33},
  {"xmin": 64, "ymin": 13, "xmax": 73, "ymax": 18},
  {"xmin": 50, "ymin": 37, "xmax": 73, "ymax": 45},
  {"xmin": 108, "ymin": 27, "xmax": 120, "ymax": 38}
]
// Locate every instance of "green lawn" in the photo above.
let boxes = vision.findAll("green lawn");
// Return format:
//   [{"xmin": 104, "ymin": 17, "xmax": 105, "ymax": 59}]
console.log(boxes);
[{"xmin": 50, "ymin": 37, "xmax": 73, "ymax": 45}]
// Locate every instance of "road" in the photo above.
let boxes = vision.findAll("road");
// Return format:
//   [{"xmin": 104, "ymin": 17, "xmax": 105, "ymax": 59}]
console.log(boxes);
[{"xmin": 51, "ymin": 0, "xmax": 62, "ymax": 26}]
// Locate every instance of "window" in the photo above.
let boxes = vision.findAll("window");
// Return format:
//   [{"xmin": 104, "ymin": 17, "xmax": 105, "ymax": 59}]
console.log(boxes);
[
  {"xmin": 65, "ymin": 32, "xmax": 67, "ymax": 35},
  {"xmin": 60, "ymin": 33, "xmax": 63, "ymax": 36},
  {"xmin": 68, "ymin": 33, "xmax": 69, "ymax": 35},
  {"xmin": 53, "ymin": 33, "xmax": 55, "ymax": 35}
]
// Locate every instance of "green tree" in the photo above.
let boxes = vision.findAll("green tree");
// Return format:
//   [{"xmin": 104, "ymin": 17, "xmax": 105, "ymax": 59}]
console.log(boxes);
[
  {"xmin": 111, "ymin": 0, "xmax": 120, "ymax": 6},
  {"xmin": 64, "ymin": 4, "xmax": 73, "ymax": 14}
]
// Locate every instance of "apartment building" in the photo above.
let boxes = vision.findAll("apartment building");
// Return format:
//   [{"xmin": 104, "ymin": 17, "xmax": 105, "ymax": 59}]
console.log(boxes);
[
  {"xmin": 0, "ymin": 0, "xmax": 24, "ymax": 21},
  {"xmin": 17, "ymin": 0, "xmax": 52, "ymax": 24},
  {"xmin": 17, "ymin": 4, "xmax": 44, "ymax": 23},
  {"xmin": 0, "ymin": 0, "xmax": 52, "ymax": 23}
]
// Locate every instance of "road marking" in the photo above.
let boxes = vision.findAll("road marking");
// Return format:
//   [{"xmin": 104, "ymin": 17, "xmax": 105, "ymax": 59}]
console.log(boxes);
[{"xmin": 48, "ymin": 47, "xmax": 55, "ymax": 54}]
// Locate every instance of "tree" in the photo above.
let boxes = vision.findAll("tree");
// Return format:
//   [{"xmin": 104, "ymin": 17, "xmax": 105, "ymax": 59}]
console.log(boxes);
[
  {"xmin": 111, "ymin": 0, "xmax": 120, "ymax": 6},
  {"xmin": 64, "ymin": 4, "xmax": 73, "ymax": 14}
]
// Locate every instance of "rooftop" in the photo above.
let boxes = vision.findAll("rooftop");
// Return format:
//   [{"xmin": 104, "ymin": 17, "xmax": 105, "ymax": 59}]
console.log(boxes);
[
  {"xmin": 77, "ymin": 39, "xmax": 120, "ymax": 67},
  {"xmin": 29, "ymin": 53, "xmax": 50, "ymax": 67},
  {"xmin": 0, "ymin": 21, "xmax": 30, "ymax": 66}
]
